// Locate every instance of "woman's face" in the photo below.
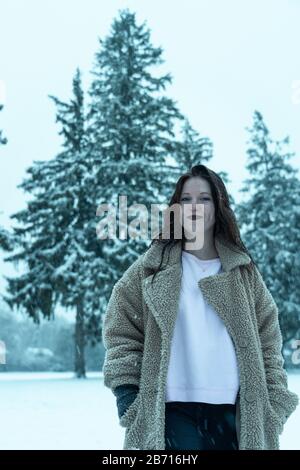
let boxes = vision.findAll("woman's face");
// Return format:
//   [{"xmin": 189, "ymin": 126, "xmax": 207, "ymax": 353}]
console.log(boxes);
[{"xmin": 179, "ymin": 176, "xmax": 215, "ymax": 242}]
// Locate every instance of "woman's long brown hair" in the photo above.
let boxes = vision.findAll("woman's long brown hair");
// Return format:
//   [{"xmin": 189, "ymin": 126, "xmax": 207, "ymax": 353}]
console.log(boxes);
[{"xmin": 148, "ymin": 164, "xmax": 257, "ymax": 284}]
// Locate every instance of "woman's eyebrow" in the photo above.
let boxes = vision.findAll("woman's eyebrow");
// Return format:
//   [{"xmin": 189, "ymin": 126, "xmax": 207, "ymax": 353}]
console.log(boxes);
[{"xmin": 182, "ymin": 192, "xmax": 211, "ymax": 195}]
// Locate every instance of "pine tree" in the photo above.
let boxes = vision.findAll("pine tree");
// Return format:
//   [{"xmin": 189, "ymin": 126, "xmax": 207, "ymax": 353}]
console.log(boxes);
[
  {"xmin": 173, "ymin": 117, "xmax": 213, "ymax": 171},
  {"xmin": 3, "ymin": 68, "xmax": 96, "ymax": 377},
  {"xmin": 236, "ymin": 110, "xmax": 300, "ymax": 351},
  {"xmin": 169, "ymin": 117, "xmax": 235, "ymax": 208},
  {"xmin": 87, "ymin": 9, "xmax": 184, "ymax": 310}
]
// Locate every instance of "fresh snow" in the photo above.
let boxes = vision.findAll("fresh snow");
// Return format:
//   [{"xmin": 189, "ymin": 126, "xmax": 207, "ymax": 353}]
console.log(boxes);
[{"xmin": 0, "ymin": 371, "xmax": 299, "ymax": 450}]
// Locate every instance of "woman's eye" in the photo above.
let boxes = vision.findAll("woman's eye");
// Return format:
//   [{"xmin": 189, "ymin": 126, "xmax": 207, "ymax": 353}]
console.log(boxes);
[{"xmin": 181, "ymin": 197, "xmax": 210, "ymax": 201}]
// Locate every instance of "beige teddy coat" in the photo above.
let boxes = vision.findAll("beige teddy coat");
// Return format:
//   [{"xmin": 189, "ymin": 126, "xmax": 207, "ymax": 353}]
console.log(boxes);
[{"xmin": 102, "ymin": 234, "xmax": 298, "ymax": 450}]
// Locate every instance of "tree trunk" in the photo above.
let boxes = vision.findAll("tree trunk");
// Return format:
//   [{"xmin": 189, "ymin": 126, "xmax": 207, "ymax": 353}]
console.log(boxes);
[{"xmin": 75, "ymin": 297, "xmax": 86, "ymax": 378}]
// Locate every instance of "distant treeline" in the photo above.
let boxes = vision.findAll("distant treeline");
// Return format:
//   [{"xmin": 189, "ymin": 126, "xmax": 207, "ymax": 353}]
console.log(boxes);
[{"xmin": 0, "ymin": 304, "xmax": 105, "ymax": 372}]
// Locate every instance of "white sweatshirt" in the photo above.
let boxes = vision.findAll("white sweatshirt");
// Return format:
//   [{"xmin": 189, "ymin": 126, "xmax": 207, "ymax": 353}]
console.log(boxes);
[{"xmin": 165, "ymin": 250, "xmax": 240, "ymax": 405}]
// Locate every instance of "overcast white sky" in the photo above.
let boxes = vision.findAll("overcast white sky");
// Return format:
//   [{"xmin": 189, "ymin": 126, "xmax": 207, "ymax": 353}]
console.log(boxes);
[{"xmin": 0, "ymin": 0, "xmax": 300, "ymax": 296}]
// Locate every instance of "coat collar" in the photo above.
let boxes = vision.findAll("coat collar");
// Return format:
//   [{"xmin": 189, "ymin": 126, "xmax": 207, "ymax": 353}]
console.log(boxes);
[
  {"xmin": 142, "ymin": 233, "xmax": 251, "ymax": 273},
  {"xmin": 141, "ymin": 233, "xmax": 252, "ymax": 336}
]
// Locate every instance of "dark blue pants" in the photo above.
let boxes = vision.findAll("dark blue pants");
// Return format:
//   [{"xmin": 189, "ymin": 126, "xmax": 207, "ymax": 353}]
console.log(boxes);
[{"xmin": 165, "ymin": 401, "xmax": 239, "ymax": 450}]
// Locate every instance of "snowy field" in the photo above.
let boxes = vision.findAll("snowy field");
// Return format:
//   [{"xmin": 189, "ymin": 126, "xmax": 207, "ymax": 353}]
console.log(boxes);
[{"xmin": 0, "ymin": 371, "xmax": 299, "ymax": 450}]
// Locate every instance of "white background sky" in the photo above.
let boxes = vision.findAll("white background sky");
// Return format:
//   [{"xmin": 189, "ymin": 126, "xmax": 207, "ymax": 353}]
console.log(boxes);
[{"xmin": 0, "ymin": 0, "xmax": 300, "ymax": 296}]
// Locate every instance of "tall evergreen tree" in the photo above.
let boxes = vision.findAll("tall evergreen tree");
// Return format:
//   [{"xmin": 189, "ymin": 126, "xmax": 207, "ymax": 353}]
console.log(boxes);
[
  {"xmin": 236, "ymin": 110, "xmax": 300, "ymax": 349},
  {"xmin": 87, "ymin": 9, "xmax": 184, "ymax": 309},
  {"xmin": 3, "ymin": 68, "xmax": 97, "ymax": 377}
]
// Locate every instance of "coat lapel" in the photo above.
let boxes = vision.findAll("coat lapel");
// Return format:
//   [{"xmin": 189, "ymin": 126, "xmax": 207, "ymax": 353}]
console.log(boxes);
[{"xmin": 141, "ymin": 233, "xmax": 252, "ymax": 336}]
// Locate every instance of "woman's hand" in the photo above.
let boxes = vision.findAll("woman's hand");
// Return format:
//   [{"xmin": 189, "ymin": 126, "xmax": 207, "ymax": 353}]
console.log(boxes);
[{"xmin": 113, "ymin": 384, "xmax": 140, "ymax": 419}]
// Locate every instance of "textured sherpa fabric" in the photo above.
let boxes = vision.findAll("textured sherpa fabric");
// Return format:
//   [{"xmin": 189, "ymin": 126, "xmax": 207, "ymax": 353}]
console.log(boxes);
[{"xmin": 102, "ymin": 233, "xmax": 299, "ymax": 450}]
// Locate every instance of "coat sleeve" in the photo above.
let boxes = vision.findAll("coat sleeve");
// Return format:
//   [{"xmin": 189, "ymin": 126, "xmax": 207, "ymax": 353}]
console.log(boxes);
[
  {"xmin": 101, "ymin": 257, "xmax": 145, "ymax": 394},
  {"xmin": 252, "ymin": 265, "xmax": 299, "ymax": 428}
]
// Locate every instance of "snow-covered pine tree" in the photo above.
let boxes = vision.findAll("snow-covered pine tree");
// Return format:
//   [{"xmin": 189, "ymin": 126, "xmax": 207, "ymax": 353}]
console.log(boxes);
[
  {"xmin": 3, "ymin": 68, "xmax": 96, "ymax": 377},
  {"xmin": 169, "ymin": 117, "xmax": 235, "ymax": 208},
  {"xmin": 87, "ymin": 9, "xmax": 184, "ymax": 308},
  {"xmin": 236, "ymin": 110, "xmax": 300, "ymax": 350},
  {"xmin": 173, "ymin": 117, "xmax": 213, "ymax": 172}
]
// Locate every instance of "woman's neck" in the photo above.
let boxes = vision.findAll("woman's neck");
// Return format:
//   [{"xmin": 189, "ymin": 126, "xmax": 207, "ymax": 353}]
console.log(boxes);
[{"xmin": 183, "ymin": 234, "xmax": 218, "ymax": 260}]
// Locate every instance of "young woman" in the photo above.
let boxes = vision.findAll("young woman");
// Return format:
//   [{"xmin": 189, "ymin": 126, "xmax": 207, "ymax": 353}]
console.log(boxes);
[{"xmin": 102, "ymin": 164, "xmax": 298, "ymax": 450}]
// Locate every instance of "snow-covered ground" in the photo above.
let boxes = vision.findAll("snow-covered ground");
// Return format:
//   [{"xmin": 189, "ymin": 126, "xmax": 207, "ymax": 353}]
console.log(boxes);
[
  {"xmin": 0, "ymin": 371, "xmax": 123, "ymax": 450},
  {"xmin": 0, "ymin": 371, "xmax": 299, "ymax": 450}
]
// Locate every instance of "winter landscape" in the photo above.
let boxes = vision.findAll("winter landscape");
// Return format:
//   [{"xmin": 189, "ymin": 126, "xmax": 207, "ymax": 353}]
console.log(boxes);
[{"xmin": 1, "ymin": 0, "xmax": 300, "ymax": 453}]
